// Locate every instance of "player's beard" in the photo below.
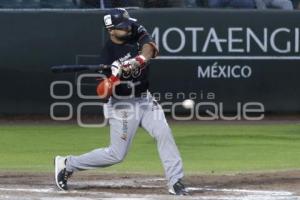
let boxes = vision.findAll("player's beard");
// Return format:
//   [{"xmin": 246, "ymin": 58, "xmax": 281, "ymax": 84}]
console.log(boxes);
[{"xmin": 115, "ymin": 31, "xmax": 132, "ymax": 41}]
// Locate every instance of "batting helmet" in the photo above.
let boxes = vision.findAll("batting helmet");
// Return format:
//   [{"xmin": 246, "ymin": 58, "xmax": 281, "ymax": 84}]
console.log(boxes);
[{"xmin": 103, "ymin": 8, "xmax": 137, "ymax": 30}]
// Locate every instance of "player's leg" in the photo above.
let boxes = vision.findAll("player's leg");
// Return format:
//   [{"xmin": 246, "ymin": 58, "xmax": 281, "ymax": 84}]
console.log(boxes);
[
  {"xmin": 140, "ymin": 97, "xmax": 187, "ymax": 195},
  {"xmin": 66, "ymin": 103, "xmax": 140, "ymax": 171},
  {"xmin": 55, "ymin": 101, "xmax": 140, "ymax": 190}
]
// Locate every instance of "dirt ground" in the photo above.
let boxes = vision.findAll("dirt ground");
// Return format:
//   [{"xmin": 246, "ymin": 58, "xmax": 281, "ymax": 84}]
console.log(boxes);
[
  {"xmin": 0, "ymin": 116, "xmax": 299, "ymax": 199},
  {"xmin": 0, "ymin": 171, "xmax": 300, "ymax": 200}
]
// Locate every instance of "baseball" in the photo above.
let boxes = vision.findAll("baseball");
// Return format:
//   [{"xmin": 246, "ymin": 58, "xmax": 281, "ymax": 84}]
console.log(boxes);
[{"xmin": 182, "ymin": 99, "xmax": 195, "ymax": 109}]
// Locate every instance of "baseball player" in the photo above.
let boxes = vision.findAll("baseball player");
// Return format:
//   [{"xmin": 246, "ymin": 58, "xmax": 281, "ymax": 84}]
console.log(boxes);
[{"xmin": 54, "ymin": 8, "xmax": 188, "ymax": 195}]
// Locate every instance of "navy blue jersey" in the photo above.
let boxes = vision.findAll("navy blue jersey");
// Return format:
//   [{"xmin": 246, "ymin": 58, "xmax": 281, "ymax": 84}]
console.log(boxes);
[{"xmin": 99, "ymin": 23, "xmax": 157, "ymax": 97}]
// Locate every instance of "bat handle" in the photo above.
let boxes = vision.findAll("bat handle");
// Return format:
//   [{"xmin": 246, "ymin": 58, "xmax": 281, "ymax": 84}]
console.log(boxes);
[
  {"xmin": 96, "ymin": 64, "xmax": 111, "ymax": 71},
  {"xmin": 100, "ymin": 64, "xmax": 110, "ymax": 69}
]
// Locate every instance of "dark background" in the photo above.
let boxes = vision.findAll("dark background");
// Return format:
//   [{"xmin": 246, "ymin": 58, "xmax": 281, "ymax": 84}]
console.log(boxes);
[{"xmin": 0, "ymin": 9, "xmax": 299, "ymax": 115}]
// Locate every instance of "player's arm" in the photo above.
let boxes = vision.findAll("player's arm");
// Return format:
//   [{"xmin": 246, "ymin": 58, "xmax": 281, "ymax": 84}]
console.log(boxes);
[
  {"xmin": 135, "ymin": 26, "xmax": 159, "ymax": 63},
  {"xmin": 141, "ymin": 42, "xmax": 158, "ymax": 61},
  {"xmin": 126, "ymin": 43, "xmax": 157, "ymax": 69},
  {"xmin": 121, "ymin": 24, "xmax": 158, "ymax": 71}
]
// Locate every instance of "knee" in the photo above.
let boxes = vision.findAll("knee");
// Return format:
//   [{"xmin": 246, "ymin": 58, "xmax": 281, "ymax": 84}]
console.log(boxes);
[{"xmin": 109, "ymin": 148, "xmax": 126, "ymax": 163}]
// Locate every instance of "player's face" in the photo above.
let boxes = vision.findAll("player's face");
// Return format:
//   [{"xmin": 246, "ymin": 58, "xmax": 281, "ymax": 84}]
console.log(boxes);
[{"xmin": 109, "ymin": 27, "xmax": 132, "ymax": 41}]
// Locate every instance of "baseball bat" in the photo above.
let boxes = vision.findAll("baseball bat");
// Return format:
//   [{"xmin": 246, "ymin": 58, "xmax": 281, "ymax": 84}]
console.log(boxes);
[{"xmin": 51, "ymin": 64, "xmax": 111, "ymax": 73}]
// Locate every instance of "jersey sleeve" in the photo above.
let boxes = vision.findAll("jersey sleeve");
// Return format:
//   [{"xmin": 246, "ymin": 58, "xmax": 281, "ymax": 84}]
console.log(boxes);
[{"xmin": 133, "ymin": 23, "xmax": 159, "ymax": 58}]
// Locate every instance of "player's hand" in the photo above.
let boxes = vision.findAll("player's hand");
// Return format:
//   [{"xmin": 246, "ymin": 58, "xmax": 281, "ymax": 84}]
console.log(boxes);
[
  {"xmin": 96, "ymin": 75, "xmax": 120, "ymax": 99},
  {"xmin": 122, "ymin": 55, "xmax": 146, "ymax": 73},
  {"xmin": 111, "ymin": 60, "xmax": 123, "ymax": 77}
]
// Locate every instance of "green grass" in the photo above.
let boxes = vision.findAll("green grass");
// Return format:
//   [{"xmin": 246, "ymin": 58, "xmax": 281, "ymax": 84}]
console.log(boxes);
[{"xmin": 0, "ymin": 123, "xmax": 300, "ymax": 174}]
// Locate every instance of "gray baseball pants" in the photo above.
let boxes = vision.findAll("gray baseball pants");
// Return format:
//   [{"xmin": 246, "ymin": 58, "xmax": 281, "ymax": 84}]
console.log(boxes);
[{"xmin": 66, "ymin": 93, "xmax": 184, "ymax": 187}]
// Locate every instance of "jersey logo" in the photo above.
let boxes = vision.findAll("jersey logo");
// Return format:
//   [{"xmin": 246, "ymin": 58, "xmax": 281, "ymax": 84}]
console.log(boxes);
[{"xmin": 119, "ymin": 53, "xmax": 131, "ymax": 62}]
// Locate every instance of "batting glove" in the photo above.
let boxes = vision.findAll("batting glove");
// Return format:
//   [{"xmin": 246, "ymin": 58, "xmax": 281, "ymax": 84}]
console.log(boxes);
[
  {"xmin": 122, "ymin": 55, "xmax": 146, "ymax": 72},
  {"xmin": 111, "ymin": 60, "xmax": 123, "ymax": 77}
]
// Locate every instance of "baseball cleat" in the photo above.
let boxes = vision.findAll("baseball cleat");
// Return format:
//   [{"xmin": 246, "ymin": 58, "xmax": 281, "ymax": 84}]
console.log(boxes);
[
  {"xmin": 54, "ymin": 156, "xmax": 73, "ymax": 190},
  {"xmin": 169, "ymin": 179, "xmax": 189, "ymax": 195}
]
